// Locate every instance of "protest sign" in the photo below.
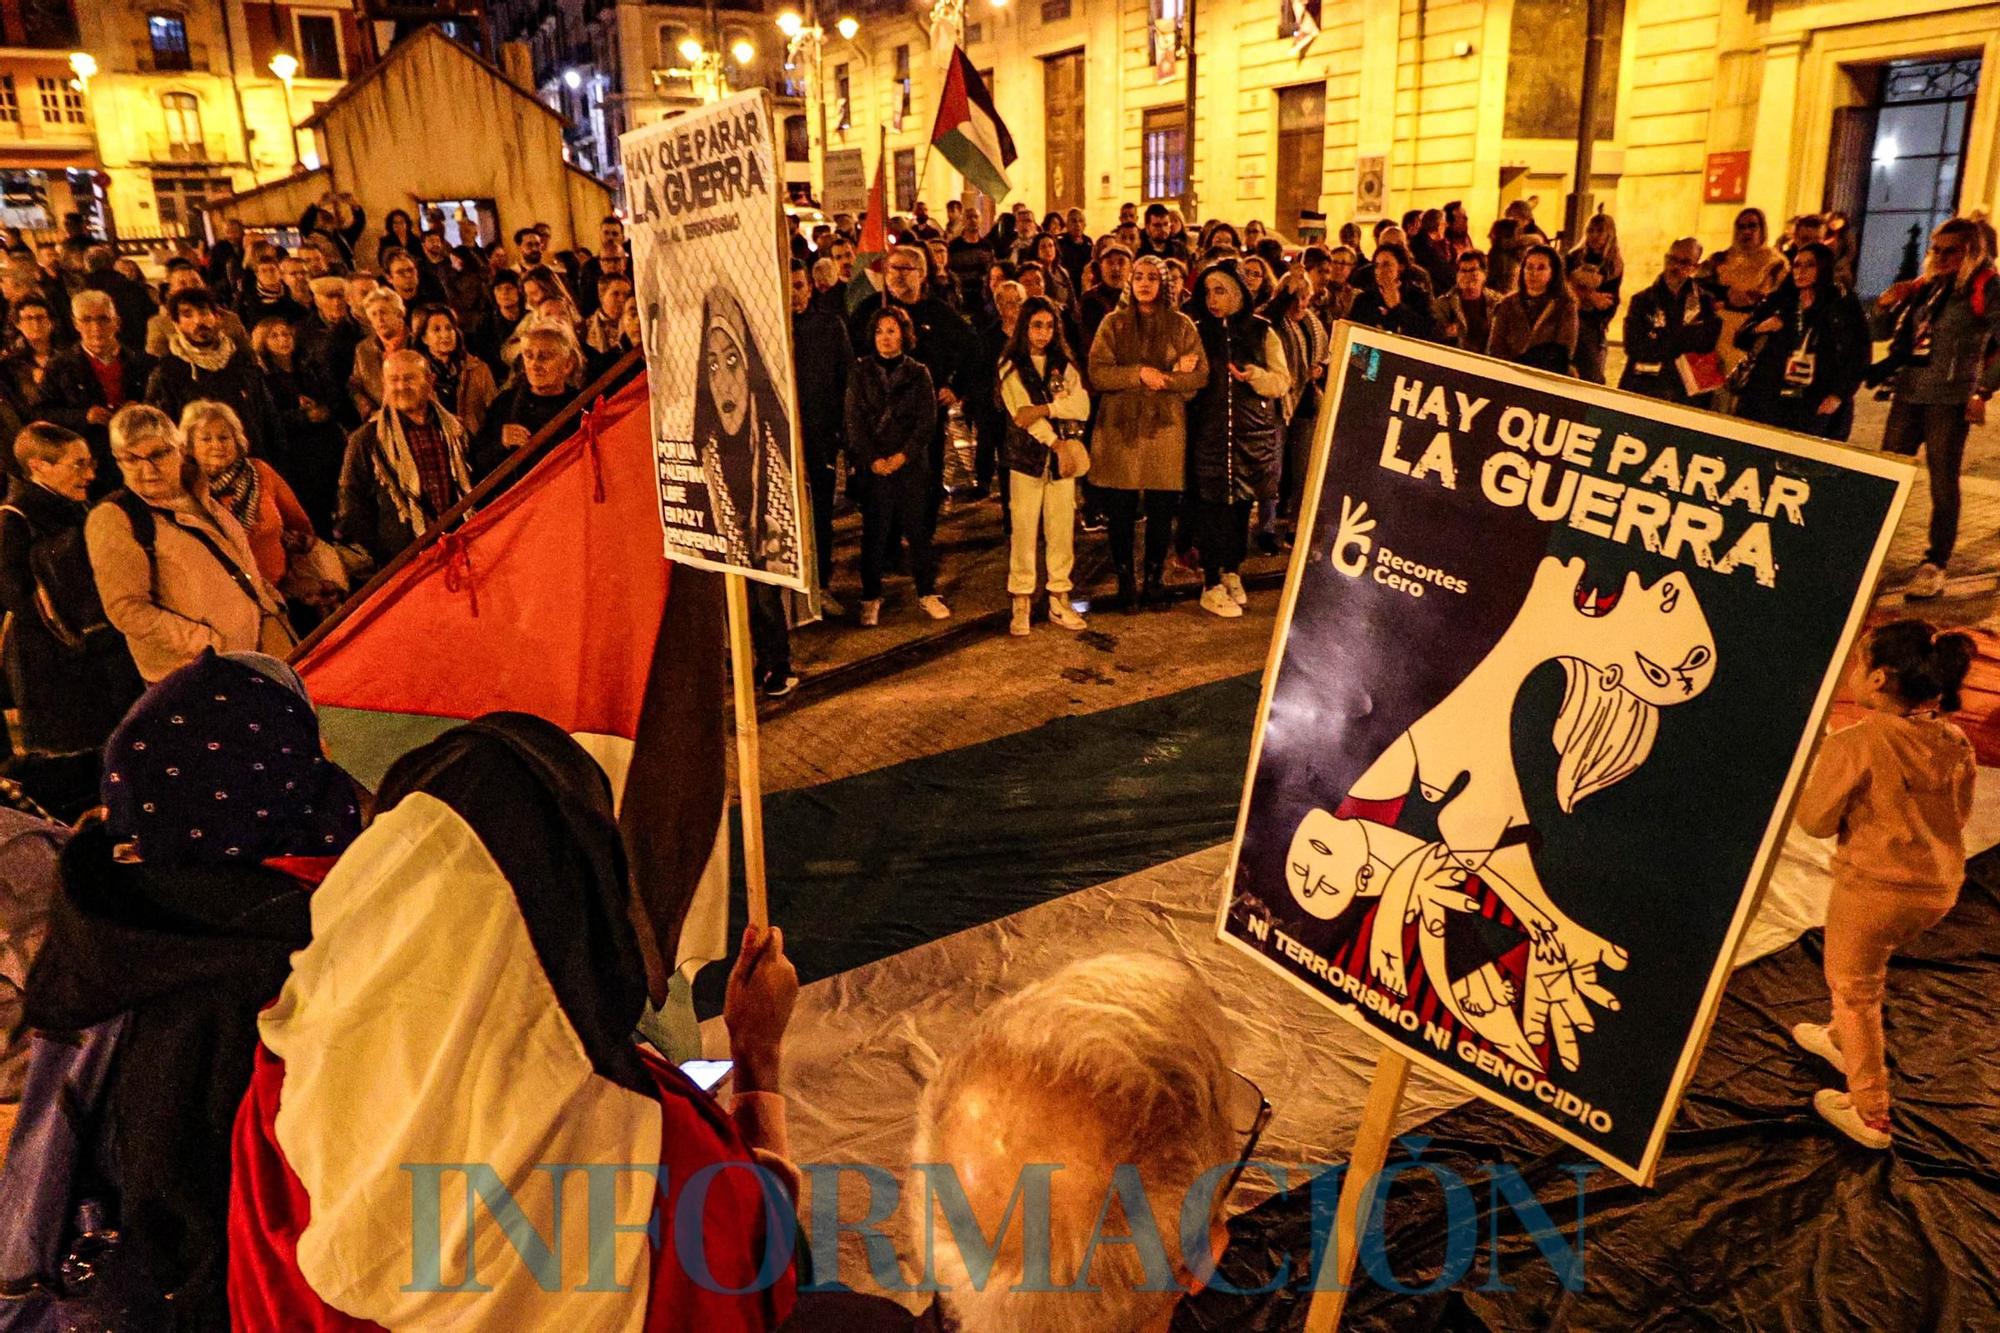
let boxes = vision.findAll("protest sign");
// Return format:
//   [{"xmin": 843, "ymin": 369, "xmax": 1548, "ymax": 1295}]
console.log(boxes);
[
  {"xmin": 621, "ymin": 90, "xmax": 808, "ymax": 591},
  {"xmin": 823, "ymin": 149, "xmax": 868, "ymax": 215},
  {"xmin": 1218, "ymin": 326, "xmax": 1910, "ymax": 1184}
]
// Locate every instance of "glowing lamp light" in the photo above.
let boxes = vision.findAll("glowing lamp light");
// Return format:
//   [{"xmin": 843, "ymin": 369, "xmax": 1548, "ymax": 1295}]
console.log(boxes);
[
  {"xmin": 563, "ymin": 68, "xmax": 583, "ymax": 89},
  {"xmin": 837, "ymin": 16, "xmax": 859, "ymax": 40},
  {"xmin": 269, "ymin": 51, "xmax": 298, "ymax": 82},
  {"xmin": 68, "ymin": 51, "xmax": 96, "ymax": 92},
  {"xmin": 1872, "ymin": 134, "xmax": 1900, "ymax": 164},
  {"xmin": 731, "ymin": 39, "xmax": 756, "ymax": 64},
  {"xmin": 776, "ymin": 11, "xmax": 804, "ymax": 38}
]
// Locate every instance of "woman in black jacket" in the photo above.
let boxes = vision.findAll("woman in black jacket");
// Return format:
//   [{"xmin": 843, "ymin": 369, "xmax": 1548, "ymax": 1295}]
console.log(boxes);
[
  {"xmin": 1732, "ymin": 242, "xmax": 1869, "ymax": 439},
  {"xmin": 1188, "ymin": 263, "xmax": 1291, "ymax": 620},
  {"xmin": 846, "ymin": 306, "xmax": 945, "ymax": 626},
  {"xmin": 1348, "ymin": 244, "xmax": 1440, "ymax": 342},
  {"xmin": 250, "ymin": 317, "xmax": 346, "ymax": 533}
]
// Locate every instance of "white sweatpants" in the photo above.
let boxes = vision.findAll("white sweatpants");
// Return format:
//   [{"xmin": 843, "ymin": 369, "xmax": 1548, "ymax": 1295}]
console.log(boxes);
[{"xmin": 1007, "ymin": 468, "xmax": 1077, "ymax": 596}]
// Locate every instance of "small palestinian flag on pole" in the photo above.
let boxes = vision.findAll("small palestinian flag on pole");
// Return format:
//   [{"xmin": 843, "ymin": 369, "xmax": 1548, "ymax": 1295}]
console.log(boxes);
[
  {"xmin": 846, "ymin": 128, "xmax": 890, "ymax": 314},
  {"xmin": 930, "ymin": 46, "xmax": 1016, "ymax": 201}
]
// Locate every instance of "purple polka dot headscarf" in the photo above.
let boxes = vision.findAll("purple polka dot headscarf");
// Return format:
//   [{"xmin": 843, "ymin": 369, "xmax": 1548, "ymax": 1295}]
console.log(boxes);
[{"xmin": 100, "ymin": 649, "xmax": 363, "ymax": 864}]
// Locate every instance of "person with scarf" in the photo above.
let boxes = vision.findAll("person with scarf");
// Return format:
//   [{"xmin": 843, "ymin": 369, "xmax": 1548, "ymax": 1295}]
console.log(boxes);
[
  {"xmin": 996, "ymin": 296, "xmax": 1090, "ymax": 637},
  {"xmin": 347, "ymin": 286, "xmax": 411, "ymax": 421},
  {"xmin": 582, "ymin": 273, "xmax": 640, "ymax": 379},
  {"xmin": 250, "ymin": 317, "xmax": 345, "ymax": 533},
  {"xmin": 0, "ymin": 650, "xmax": 362, "ymax": 1331},
  {"xmin": 1349, "ymin": 243, "xmax": 1440, "ymax": 342},
  {"xmin": 1871, "ymin": 217, "xmax": 2000, "ymax": 601},
  {"xmin": 1565, "ymin": 212, "xmax": 1624, "ymax": 384},
  {"xmin": 228, "ymin": 714, "xmax": 801, "ymax": 1330},
  {"xmin": 1487, "ymin": 243, "xmax": 1579, "ymax": 373},
  {"xmin": 413, "ymin": 302, "xmax": 498, "ymax": 437},
  {"xmin": 334, "ymin": 348, "xmax": 474, "ymax": 569},
  {"xmin": 1697, "ymin": 207, "xmax": 1789, "ymax": 398},
  {"xmin": 471, "ymin": 321, "xmax": 582, "ymax": 482},
  {"xmin": 1, "ymin": 423, "xmax": 141, "ymax": 752},
  {"xmin": 143, "ymin": 289, "xmax": 281, "ymax": 457},
  {"xmin": 179, "ymin": 399, "xmax": 339, "ymax": 624},
  {"xmin": 234, "ymin": 254, "xmax": 305, "ymax": 331},
  {"xmin": 1731, "ymin": 241, "xmax": 1869, "ymax": 440},
  {"xmin": 1188, "ymin": 262, "xmax": 1289, "ymax": 620},
  {"xmin": 1264, "ymin": 268, "xmax": 1329, "ymax": 546},
  {"xmin": 1087, "ymin": 256, "xmax": 1206, "ymax": 611},
  {"xmin": 87, "ymin": 404, "xmax": 293, "ymax": 683},
  {"xmin": 1619, "ymin": 237, "xmax": 1723, "ymax": 405},
  {"xmin": 848, "ymin": 305, "xmax": 945, "ymax": 626}
]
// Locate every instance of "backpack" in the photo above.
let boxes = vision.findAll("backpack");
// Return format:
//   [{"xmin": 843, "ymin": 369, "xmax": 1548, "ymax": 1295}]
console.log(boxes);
[{"xmin": 0, "ymin": 502, "xmax": 116, "ymax": 656}]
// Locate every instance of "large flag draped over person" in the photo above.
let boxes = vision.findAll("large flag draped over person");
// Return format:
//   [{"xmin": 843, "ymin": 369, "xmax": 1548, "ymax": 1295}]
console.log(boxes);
[
  {"xmin": 293, "ymin": 376, "xmax": 731, "ymax": 988},
  {"xmin": 930, "ymin": 47, "xmax": 1017, "ymax": 202}
]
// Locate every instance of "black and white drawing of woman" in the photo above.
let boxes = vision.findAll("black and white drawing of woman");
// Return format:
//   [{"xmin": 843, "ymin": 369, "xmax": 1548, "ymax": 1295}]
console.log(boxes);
[{"xmin": 692, "ymin": 281, "xmax": 799, "ymax": 577}]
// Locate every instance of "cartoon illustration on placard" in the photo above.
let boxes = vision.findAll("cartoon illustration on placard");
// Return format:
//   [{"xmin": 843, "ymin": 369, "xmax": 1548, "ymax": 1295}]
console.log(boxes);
[{"xmin": 1286, "ymin": 553, "xmax": 1718, "ymax": 1073}]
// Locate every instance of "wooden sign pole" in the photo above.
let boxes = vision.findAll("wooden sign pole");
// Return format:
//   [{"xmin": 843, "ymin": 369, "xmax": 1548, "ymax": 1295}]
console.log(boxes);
[
  {"xmin": 722, "ymin": 572, "xmax": 770, "ymax": 928},
  {"xmin": 1304, "ymin": 1050, "xmax": 1412, "ymax": 1333}
]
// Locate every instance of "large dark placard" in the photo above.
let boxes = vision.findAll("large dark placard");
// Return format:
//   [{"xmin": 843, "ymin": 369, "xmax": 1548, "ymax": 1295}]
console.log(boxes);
[{"xmin": 1218, "ymin": 326, "xmax": 1910, "ymax": 1183}]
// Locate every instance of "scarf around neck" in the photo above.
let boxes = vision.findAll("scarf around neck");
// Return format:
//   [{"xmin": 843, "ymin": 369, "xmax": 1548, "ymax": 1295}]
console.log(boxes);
[
  {"xmin": 209, "ymin": 456, "xmax": 261, "ymax": 528},
  {"xmin": 371, "ymin": 402, "xmax": 472, "ymax": 536},
  {"xmin": 168, "ymin": 325, "xmax": 236, "ymax": 373}
]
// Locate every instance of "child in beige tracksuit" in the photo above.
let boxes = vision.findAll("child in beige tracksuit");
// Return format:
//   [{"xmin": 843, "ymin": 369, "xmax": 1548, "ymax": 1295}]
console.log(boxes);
[{"xmin": 1791, "ymin": 619, "xmax": 1976, "ymax": 1148}]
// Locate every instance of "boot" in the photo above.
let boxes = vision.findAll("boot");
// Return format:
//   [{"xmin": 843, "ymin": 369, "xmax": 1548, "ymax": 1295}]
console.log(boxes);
[
  {"xmin": 1009, "ymin": 594, "xmax": 1032, "ymax": 636},
  {"xmin": 1140, "ymin": 560, "xmax": 1169, "ymax": 609},
  {"xmin": 1115, "ymin": 563, "xmax": 1138, "ymax": 614}
]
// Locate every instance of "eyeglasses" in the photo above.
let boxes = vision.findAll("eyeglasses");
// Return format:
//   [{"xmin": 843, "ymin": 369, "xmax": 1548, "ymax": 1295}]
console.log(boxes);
[
  {"xmin": 1220, "ymin": 1069, "xmax": 1274, "ymax": 1201},
  {"xmin": 112, "ymin": 444, "xmax": 178, "ymax": 472}
]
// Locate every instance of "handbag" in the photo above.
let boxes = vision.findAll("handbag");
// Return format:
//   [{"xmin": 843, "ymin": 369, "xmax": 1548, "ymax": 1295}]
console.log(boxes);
[
  {"xmin": 1053, "ymin": 422, "xmax": 1090, "ymax": 481},
  {"xmin": 279, "ymin": 537, "xmax": 352, "ymax": 606}
]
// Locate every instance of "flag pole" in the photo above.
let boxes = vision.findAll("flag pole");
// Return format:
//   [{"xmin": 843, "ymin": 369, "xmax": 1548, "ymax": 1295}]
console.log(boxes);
[
  {"xmin": 723, "ymin": 572, "xmax": 771, "ymax": 928},
  {"xmin": 1302, "ymin": 1050, "xmax": 1410, "ymax": 1332}
]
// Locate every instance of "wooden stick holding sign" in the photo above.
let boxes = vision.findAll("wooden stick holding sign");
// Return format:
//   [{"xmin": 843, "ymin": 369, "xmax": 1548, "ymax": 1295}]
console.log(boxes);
[
  {"xmin": 1303, "ymin": 1050, "xmax": 1411, "ymax": 1333},
  {"xmin": 723, "ymin": 572, "xmax": 770, "ymax": 928}
]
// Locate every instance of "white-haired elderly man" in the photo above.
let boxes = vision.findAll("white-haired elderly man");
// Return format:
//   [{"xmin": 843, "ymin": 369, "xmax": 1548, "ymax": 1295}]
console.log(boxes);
[
  {"xmin": 334, "ymin": 347, "xmax": 473, "ymax": 569},
  {"xmin": 469, "ymin": 318, "xmax": 582, "ymax": 481},
  {"xmin": 905, "ymin": 952, "xmax": 1264, "ymax": 1333},
  {"xmin": 34, "ymin": 291, "xmax": 157, "ymax": 489}
]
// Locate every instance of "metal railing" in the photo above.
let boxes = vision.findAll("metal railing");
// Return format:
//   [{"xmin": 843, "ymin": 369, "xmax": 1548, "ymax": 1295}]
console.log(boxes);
[{"xmin": 130, "ymin": 40, "xmax": 213, "ymax": 74}]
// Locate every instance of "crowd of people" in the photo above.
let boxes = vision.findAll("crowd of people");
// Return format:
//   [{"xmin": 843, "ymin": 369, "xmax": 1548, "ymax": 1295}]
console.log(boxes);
[
  {"xmin": 779, "ymin": 195, "xmax": 1997, "ymax": 659},
  {"xmin": 0, "ymin": 196, "xmax": 639, "ymax": 761}
]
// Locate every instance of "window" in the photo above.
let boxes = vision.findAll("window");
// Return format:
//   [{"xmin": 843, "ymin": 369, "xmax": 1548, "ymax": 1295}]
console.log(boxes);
[
  {"xmin": 162, "ymin": 91, "xmax": 202, "ymax": 159},
  {"xmin": 965, "ymin": 21, "xmax": 983, "ymax": 44},
  {"xmin": 34, "ymin": 76, "xmax": 85, "ymax": 126},
  {"xmin": 295, "ymin": 12, "xmax": 342, "ymax": 80},
  {"xmin": 1041, "ymin": 0, "xmax": 1072, "ymax": 20},
  {"xmin": 20, "ymin": 0, "xmax": 79, "ymax": 48},
  {"xmin": 656, "ymin": 24, "xmax": 692, "ymax": 94},
  {"xmin": 894, "ymin": 146, "xmax": 916, "ymax": 212},
  {"xmin": 0, "ymin": 78, "xmax": 16, "ymax": 125},
  {"xmin": 148, "ymin": 12, "xmax": 192, "ymax": 72},
  {"xmin": 1141, "ymin": 105, "xmax": 1186, "ymax": 203},
  {"xmin": 835, "ymin": 63, "xmax": 851, "ymax": 130},
  {"xmin": 783, "ymin": 113, "xmax": 809, "ymax": 163},
  {"xmin": 893, "ymin": 45, "xmax": 911, "ymax": 125},
  {"xmin": 1503, "ymin": 0, "xmax": 1623, "ymax": 140},
  {"xmin": 151, "ymin": 173, "xmax": 229, "ymax": 229}
]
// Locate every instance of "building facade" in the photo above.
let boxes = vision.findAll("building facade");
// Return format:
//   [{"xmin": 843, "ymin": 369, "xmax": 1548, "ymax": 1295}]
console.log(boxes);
[
  {"xmin": 485, "ymin": 0, "xmax": 812, "ymax": 201},
  {"xmin": 65, "ymin": 0, "xmax": 372, "ymax": 238},
  {"xmin": 816, "ymin": 0, "xmax": 1999, "ymax": 298}
]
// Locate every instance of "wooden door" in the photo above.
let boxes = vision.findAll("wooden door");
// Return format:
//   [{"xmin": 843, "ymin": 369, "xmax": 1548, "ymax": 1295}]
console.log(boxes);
[
  {"xmin": 1044, "ymin": 51, "xmax": 1086, "ymax": 212},
  {"xmin": 1275, "ymin": 83, "xmax": 1326, "ymax": 240}
]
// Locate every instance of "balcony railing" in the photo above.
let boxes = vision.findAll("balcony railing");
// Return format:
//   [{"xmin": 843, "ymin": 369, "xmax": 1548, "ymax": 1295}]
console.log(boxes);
[
  {"xmin": 0, "ymin": 113, "xmax": 91, "ymax": 142},
  {"xmin": 131, "ymin": 39, "xmax": 212, "ymax": 74}
]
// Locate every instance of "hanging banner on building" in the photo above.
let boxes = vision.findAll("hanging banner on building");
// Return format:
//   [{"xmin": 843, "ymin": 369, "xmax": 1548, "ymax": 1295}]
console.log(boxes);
[
  {"xmin": 1217, "ymin": 326, "xmax": 1909, "ymax": 1184},
  {"xmin": 1354, "ymin": 154, "xmax": 1385, "ymax": 217},
  {"xmin": 1279, "ymin": 0, "xmax": 1321, "ymax": 54},
  {"xmin": 620, "ymin": 90, "xmax": 807, "ymax": 591},
  {"xmin": 823, "ymin": 148, "xmax": 868, "ymax": 215}
]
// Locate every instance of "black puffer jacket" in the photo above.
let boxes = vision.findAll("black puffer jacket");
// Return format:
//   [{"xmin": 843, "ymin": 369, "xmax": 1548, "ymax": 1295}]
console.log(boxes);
[
  {"xmin": 1188, "ymin": 264, "xmax": 1291, "ymax": 505},
  {"xmin": 844, "ymin": 353, "xmax": 937, "ymax": 477}
]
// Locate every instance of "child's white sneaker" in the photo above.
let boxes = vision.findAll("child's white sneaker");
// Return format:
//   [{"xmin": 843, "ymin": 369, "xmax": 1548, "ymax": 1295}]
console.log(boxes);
[
  {"xmin": 918, "ymin": 594, "xmax": 951, "ymax": 620},
  {"xmin": 1813, "ymin": 1089, "xmax": 1890, "ymax": 1149},
  {"xmin": 1200, "ymin": 585, "xmax": 1243, "ymax": 618},
  {"xmin": 1048, "ymin": 600, "xmax": 1086, "ymax": 631},
  {"xmin": 1791, "ymin": 1022, "xmax": 1848, "ymax": 1075},
  {"xmin": 1221, "ymin": 572, "xmax": 1248, "ymax": 606}
]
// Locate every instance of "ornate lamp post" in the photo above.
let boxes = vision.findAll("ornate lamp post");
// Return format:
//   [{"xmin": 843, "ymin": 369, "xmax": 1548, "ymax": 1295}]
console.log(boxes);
[{"xmin": 268, "ymin": 51, "xmax": 301, "ymax": 169}]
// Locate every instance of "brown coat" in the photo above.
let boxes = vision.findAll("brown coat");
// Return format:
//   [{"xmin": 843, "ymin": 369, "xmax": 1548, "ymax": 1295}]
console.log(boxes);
[
  {"xmin": 1086, "ymin": 303, "xmax": 1207, "ymax": 492},
  {"xmin": 85, "ymin": 491, "xmax": 293, "ymax": 683}
]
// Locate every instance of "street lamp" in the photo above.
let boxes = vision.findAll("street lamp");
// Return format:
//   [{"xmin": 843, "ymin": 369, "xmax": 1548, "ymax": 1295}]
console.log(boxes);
[
  {"xmin": 731, "ymin": 38, "xmax": 756, "ymax": 65},
  {"xmin": 563, "ymin": 68, "xmax": 583, "ymax": 90},
  {"xmin": 268, "ymin": 51, "xmax": 302, "ymax": 170},
  {"xmin": 67, "ymin": 51, "xmax": 95, "ymax": 94},
  {"xmin": 836, "ymin": 16, "xmax": 859, "ymax": 40}
]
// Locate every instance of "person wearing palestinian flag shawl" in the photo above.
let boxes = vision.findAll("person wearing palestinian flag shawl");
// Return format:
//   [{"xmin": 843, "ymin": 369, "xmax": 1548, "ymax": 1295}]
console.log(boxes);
[
  {"xmin": 228, "ymin": 714, "xmax": 802, "ymax": 1331},
  {"xmin": 1, "ymin": 650, "xmax": 362, "ymax": 1331}
]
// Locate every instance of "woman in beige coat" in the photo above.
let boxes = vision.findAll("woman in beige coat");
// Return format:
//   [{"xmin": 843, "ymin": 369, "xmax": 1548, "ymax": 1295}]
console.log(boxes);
[
  {"xmin": 86, "ymin": 403, "xmax": 293, "ymax": 683},
  {"xmin": 1086, "ymin": 255, "xmax": 1207, "ymax": 609}
]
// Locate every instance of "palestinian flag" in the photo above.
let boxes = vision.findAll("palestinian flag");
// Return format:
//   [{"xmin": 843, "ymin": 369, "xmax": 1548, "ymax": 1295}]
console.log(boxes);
[
  {"xmin": 294, "ymin": 377, "xmax": 730, "ymax": 979},
  {"xmin": 845, "ymin": 142, "xmax": 890, "ymax": 315},
  {"xmin": 930, "ymin": 46, "xmax": 1016, "ymax": 201}
]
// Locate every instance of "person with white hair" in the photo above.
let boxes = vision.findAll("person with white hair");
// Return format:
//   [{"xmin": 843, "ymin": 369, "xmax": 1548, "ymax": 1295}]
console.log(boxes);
[
  {"xmin": 907, "ymin": 952, "xmax": 1260, "ymax": 1333},
  {"xmin": 85, "ymin": 403, "xmax": 292, "ymax": 682},
  {"xmin": 35, "ymin": 290, "xmax": 156, "ymax": 484},
  {"xmin": 348, "ymin": 285, "xmax": 410, "ymax": 420},
  {"xmin": 335, "ymin": 347, "xmax": 473, "ymax": 568},
  {"xmin": 470, "ymin": 319, "xmax": 580, "ymax": 480}
]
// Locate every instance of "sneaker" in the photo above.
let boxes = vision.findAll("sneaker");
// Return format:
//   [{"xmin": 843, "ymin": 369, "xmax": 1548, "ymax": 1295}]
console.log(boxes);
[
  {"xmin": 1813, "ymin": 1089, "xmax": 1891, "ymax": 1149},
  {"xmin": 1905, "ymin": 562, "xmax": 1946, "ymax": 599},
  {"xmin": 859, "ymin": 598, "xmax": 882, "ymax": 627},
  {"xmin": 1200, "ymin": 584, "xmax": 1244, "ymax": 619},
  {"xmin": 818, "ymin": 589, "xmax": 846, "ymax": 617},
  {"xmin": 917, "ymin": 594, "xmax": 951, "ymax": 620},
  {"xmin": 1221, "ymin": 572, "xmax": 1248, "ymax": 606},
  {"xmin": 1009, "ymin": 595, "xmax": 1031, "ymax": 637},
  {"xmin": 1791, "ymin": 1022, "xmax": 1848, "ymax": 1075},
  {"xmin": 1048, "ymin": 600, "xmax": 1087, "ymax": 631},
  {"xmin": 1080, "ymin": 514, "xmax": 1108, "ymax": 534},
  {"xmin": 764, "ymin": 672, "xmax": 801, "ymax": 699}
]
